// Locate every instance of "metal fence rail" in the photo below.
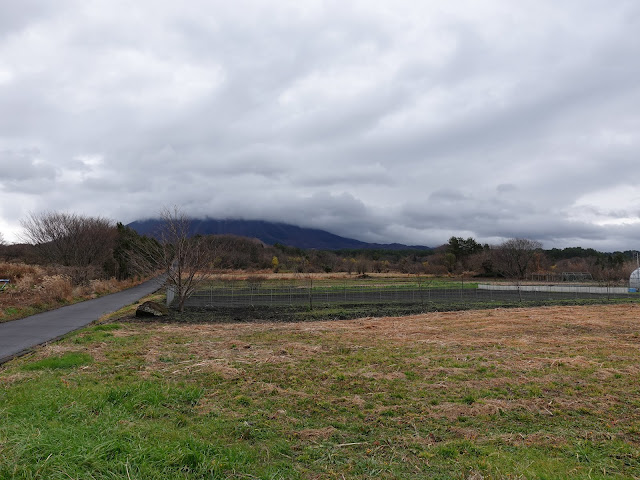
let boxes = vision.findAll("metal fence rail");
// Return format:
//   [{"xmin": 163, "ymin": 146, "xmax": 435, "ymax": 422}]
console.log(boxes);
[{"xmin": 184, "ymin": 284, "xmax": 635, "ymax": 309}]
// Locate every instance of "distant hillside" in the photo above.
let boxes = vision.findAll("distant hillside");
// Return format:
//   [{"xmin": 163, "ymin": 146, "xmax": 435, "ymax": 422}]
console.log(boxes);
[{"xmin": 127, "ymin": 218, "xmax": 429, "ymax": 251}]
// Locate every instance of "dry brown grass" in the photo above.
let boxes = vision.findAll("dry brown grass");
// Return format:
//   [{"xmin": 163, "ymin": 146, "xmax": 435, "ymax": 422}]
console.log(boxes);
[
  {"xmin": 212, "ymin": 271, "xmax": 433, "ymax": 281},
  {"xmin": 117, "ymin": 303, "xmax": 640, "ymax": 352},
  {"xmin": 0, "ymin": 262, "xmax": 42, "ymax": 281},
  {"xmin": 92, "ymin": 303, "xmax": 638, "ymax": 392},
  {"xmin": 13, "ymin": 302, "xmax": 640, "ymax": 478},
  {"xmin": 0, "ymin": 262, "xmax": 148, "ymax": 322}
]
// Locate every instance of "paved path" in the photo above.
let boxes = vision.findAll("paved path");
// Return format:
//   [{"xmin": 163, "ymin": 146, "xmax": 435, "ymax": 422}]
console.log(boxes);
[{"xmin": 0, "ymin": 275, "xmax": 166, "ymax": 364}]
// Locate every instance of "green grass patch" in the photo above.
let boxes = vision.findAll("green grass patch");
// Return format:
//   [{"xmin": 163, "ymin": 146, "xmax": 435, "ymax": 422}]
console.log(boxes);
[
  {"xmin": 205, "ymin": 275, "xmax": 478, "ymax": 289},
  {"xmin": 1, "ymin": 305, "xmax": 50, "ymax": 323},
  {"xmin": 91, "ymin": 323, "xmax": 122, "ymax": 331},
  {"xmin": 21, "ymin": 352, "xmax": 93, "ymax": 371},
  {"xmin": 71, "ymin": 323, "xmax": 123, "ymax": 344}
]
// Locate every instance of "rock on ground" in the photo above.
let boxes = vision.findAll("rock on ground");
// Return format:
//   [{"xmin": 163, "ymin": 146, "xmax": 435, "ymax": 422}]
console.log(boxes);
[{"xmin": 135, "ymin": 301, "xmax": 169, "ymax": 317}]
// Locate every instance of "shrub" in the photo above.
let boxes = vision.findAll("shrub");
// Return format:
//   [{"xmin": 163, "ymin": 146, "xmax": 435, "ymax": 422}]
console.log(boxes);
[{"xmin": 39, "ymin": 275, "xmax": 73, "ymax": 303}]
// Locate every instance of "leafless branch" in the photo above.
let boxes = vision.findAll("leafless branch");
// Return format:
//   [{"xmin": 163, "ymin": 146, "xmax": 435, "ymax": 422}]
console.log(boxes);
[{"xmin": 155, "ymin": 206, "xmax": 216, "ymax": 312}]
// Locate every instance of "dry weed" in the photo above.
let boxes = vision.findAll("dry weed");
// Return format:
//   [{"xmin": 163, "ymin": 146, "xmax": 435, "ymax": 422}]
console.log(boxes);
[
  {"xmin": 295, "ymin": 426, "xmax": 337, "ymax": 440},
  {"xmin": 0, "ymin": 262, "xmax": 43, "ymax": 281},
  {"xmin": 1, "ymin": 264, "xmax": 150, "ymax": 321},
  {"xmin": 39, "ymin": 275, "xmax": 73, "ymax": 303},
  {"xmin": 89, "ymin": 278, "xmax": 120, "ymax": 295}
]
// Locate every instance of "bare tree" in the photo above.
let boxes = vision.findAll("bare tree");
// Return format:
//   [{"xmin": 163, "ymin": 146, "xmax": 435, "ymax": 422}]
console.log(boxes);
[
  {"xmin": 495, "ymin": 238, "xmax": 543, "ymax": 279},
  {"xmin": 0, "ymin": 231, "xmax": 5, "ymax": 246},
  {"xmin": 155, "ymin": 206, "xmax": 214, "ymax": 312},
  {"xmin": 591, "ymin": 253, "xmax": 630, "ymax": 286},
  {"xmin": 20, "ymin": 211, "xmax": 116, "ymax": 282},
  {"xmin": 355, "ymin": 257, "xmax": 370, "ymax": 276}
]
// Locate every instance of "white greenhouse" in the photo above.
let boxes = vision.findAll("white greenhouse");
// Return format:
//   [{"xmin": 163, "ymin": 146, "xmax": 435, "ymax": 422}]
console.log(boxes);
[{"xmin": 630, "ymin": 268, "xmax": 640, "ymax": 290}]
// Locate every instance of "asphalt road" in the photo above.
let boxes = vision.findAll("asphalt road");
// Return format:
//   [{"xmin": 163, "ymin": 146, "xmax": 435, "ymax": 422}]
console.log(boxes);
[{"xmin": 0, "ymin": 275, "xmax": 166, "ymax": 364}]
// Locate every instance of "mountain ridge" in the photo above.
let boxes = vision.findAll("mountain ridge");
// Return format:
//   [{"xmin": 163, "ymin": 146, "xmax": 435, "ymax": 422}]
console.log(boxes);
[{"xmin": 127, "ymin": 218, "xmax": 430, "ymax": 251}]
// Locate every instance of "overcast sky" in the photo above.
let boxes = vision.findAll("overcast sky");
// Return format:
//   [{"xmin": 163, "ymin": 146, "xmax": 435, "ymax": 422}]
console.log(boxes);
[{"xmin": 1, "ymin": 1, "xmax": 640, "ymax": 250}]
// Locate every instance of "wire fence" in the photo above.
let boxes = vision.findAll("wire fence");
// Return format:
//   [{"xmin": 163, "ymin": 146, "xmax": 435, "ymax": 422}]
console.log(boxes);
[{"xmin": 183, "ymin": 281, "xmax": 636, "ymax": 309}]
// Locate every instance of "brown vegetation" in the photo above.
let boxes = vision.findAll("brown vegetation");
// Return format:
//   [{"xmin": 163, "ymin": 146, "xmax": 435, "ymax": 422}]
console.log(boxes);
[
  {"xmin": 10, "ymin": 301, "xmax": 640, "ymax": 477},
  {"xmin": 114, "ymin": 303, "xmax": 640, "ymax": 369},
  {"xmin": 0, "ymin": 262, "xmax": 145, "ymax": 322},
  {"xmin": 20, "ymin": 211, "xmax": 117, "ymax": 283}
]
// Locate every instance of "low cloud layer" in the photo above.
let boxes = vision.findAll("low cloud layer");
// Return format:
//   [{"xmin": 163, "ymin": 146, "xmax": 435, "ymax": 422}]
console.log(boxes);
[{"xmin": 1, "ymin": 1, "xmax": 640, "ymax": 250}]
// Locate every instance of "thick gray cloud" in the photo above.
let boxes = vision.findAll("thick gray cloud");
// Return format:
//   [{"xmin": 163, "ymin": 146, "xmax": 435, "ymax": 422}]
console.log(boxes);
[{"xmin": 1, "ymin": 0, "xmax": 640, "ymax": 251}]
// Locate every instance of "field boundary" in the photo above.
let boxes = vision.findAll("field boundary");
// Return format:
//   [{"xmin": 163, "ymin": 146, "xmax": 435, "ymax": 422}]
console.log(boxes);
[
  {"xmin": 479, "ymin": 283, "xmax": 631, "ymax": 294},
  {"xmin": 184, "ymin": 280, "xmax": 637, "ymax": 309}
]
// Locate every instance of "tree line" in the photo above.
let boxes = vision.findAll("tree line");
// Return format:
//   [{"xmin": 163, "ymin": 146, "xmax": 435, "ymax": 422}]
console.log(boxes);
[{"xmin": 1, "ymin": 211, "xmax": 637, "ymax": 297}]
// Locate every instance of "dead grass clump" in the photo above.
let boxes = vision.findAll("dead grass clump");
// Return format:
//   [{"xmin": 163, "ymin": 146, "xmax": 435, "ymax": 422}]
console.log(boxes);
[
  {"xmin": 0, "ymin": 371, "xmax": 38, "ymax": 386},
  {"xmin": 38, "ymin": 275, "xmax": 73, "ymax": 303},
  {"xmin": 144, "ymin": 359, "xmax": 243, "ymax": 379},
  {"xmin": 278, "ymin": 342, "xmax": 324, "ymax": 358},
  {"xmin": 422, "ymin": 401, "xmax": 498, "ymax": 420},
  {"xmin": 0, "ymin": 262, "xmax": 43, "ymax": 282},
  {"xmin": 499, "ymin": 432, "xmax": 568, "ymax": 448},
  {"xmin": 1, "ymin": 265, "xmax": 150, "ymax": 322},
  {"xmin": 89, "ymin": 278, "xmax": 120, "ymax": 295},
  {"xmin": 15, "ymin": 274, "xmax": 38, "ymax": 291},
  {"xmin": 1, "ymin": 264, "xmax": 93, "ymax": 306},
  {"xmin": 360, "ymin": 370, "xmax": 407, "ymax": 381},
  {"xmin": 295, "ymin": 426, "xmax": 337, "ymax": 441},
  {"xmin": 71, "ymin": 277, "xmax": 120, "ymax": 297}
]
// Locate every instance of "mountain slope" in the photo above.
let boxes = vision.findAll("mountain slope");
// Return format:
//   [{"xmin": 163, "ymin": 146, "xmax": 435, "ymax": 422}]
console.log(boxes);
[{"xmin": 127, "ymin": 218, "xmax": 429, "ymax": 251}]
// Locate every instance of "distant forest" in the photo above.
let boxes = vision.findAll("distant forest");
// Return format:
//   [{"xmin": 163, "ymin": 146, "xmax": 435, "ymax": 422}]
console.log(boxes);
[{"xmin": 1, "ymin": 212, "xmax": 637, "ymax": 285}]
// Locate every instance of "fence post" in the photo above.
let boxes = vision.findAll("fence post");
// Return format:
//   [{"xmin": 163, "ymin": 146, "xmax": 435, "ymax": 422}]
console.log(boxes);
[{"xmin": 166, "ymin": 285, "xmax": 175, "ymax": 307}]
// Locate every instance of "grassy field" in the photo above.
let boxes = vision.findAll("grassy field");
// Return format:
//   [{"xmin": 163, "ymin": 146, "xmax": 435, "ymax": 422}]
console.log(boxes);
[
  {"xmin": 2, "ymin": 304, "xmax": 640, "ymax": 479},
  {"xmin": 205, "ymin": 274, "xmax": 480, "ymax": 290}
]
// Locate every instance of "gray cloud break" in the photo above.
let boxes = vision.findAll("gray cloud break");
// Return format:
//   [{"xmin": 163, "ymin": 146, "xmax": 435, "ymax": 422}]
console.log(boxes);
[{"xmin": 1, "ymin": 1, "xmax": 640, "ymax": 251}]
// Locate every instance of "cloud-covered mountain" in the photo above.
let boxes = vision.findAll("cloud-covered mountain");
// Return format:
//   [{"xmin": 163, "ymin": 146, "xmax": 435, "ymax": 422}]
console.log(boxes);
[{"xmin": 128, "ymin": 218, "xmax": 430, "ymax": 251}]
